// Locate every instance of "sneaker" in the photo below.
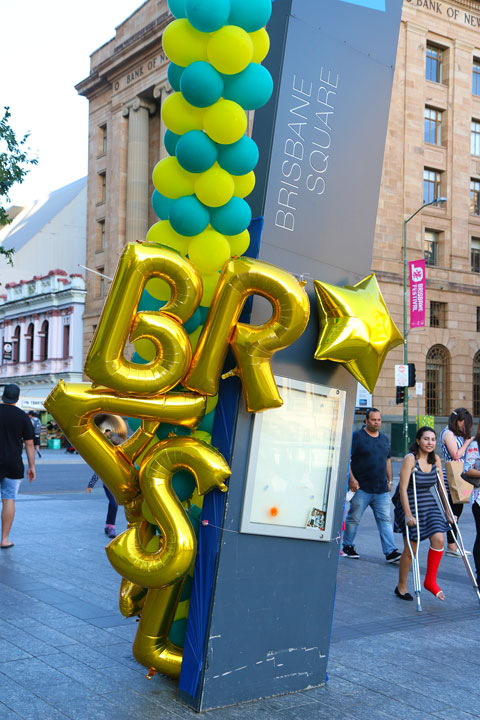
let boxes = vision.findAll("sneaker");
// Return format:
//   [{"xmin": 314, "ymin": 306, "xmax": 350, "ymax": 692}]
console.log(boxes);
[
  {"xmin": 386, "ymin": 550, "xmax": 402, "ymax": 563},
  {"xmin": 342, "ymin": 545, "xmax": 360, "ymax": 558},
  {"xmin": 105, "ymin": 526, "xmax": 116, "ymax": 538},
  {"xmin": 445, "ymin": 548, "xmax": 471, "ymax": 557}
]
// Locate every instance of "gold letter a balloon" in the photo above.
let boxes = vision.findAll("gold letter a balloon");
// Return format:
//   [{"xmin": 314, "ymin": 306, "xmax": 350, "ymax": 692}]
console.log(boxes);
[{"xmin": 313, "ymin": 274, "xmax": 403, "ymax": 393}]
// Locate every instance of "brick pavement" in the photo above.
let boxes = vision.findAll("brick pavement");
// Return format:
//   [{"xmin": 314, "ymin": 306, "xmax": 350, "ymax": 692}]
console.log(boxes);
[{"xmin": 1, "ymin": 454, "xmax": 480, "ymax": 719}]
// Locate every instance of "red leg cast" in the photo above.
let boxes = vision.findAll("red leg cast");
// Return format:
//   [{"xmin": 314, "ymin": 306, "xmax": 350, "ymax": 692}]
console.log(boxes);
[{"xmin": 424, "ymin": 547, "xmax": 444, "ymax": 598}]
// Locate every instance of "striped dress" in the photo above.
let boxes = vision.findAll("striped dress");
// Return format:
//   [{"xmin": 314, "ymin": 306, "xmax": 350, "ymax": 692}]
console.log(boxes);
[
  {"xmin": 440, "ymin": 427, "xmax": 465, "ymax": 492},
  {"xmin": 393, "ymin": 455, "xmax": 449, "ymax": 541}
]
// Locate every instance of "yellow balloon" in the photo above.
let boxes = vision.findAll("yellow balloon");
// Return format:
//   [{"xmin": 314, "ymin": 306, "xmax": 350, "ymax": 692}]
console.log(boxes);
[
  {"xmin": 194, "ymin": 164, "xmax": 234, "ymax": 207},
  {"xmin": 250, "ymin": 28, "xmax": 270, "ymax": 63},
  {"xmin": 152, "ymin": 157, "xmax": 195, "ymax": 199},
  {"xmin": 146, "ymin": 277, "xmax": 171, "ymax": 301},
  {"xmin": 184, "ymin": 257, "xmax": 311, "ymax": 412},
  {"xmin": 233, "ymin": 171, "xmax": 256, "ymax": 198},
  {"xmin": 134, "ymin": 337, "xmax": 156, "ymax": 362},
  {"xmin": 106, "ymin": 437, "xmax": 231, "ymax": 588},
  {"xmin": 119, "ymin": 578, "xmax": 147, "ymax": 617},
  {"xmin": 200, "ymin": 272, "xmax": 220, "ymax": 306},
  {"xmin": 146, "ymin": 221, "xmax": 189, "ymax": 255},
  {"xmin": 227, "ymin": 228, "xmax": 250, "ymax": 256},
  {"xmin": 188, "ymin": 230, "xmax": 231, "ymax": 274},
  {"xmin": 188, "ymin": 324, "xmax": 203, "ymax": 352},
  {"xmin": 191, "ymin": 430, "xmax": 212, "ymax": 444},
  {"xmin": 162, "ymin": 18, "xmax": 209, "ymax": 66},
  {"xmin": 85, "ymin": 243, "xmax": 202, "ymax": 396},
  {"xmin": 205, "ymin": 394, "xmax": 218, "ymax": 413},
  {"xmin": 313, "ymin": 274, "xmax": 403, "ymax": 393},
  {"xmin": 161, "ymin": 92, "xmax": 204, "ymax": 135},
  {"xmin": 207, "ymin": 25, "xmax": 253, "ymax": 75},
  {"xmin": 203, "ymin": 100, "xmax": 247, "ymax": 145}
]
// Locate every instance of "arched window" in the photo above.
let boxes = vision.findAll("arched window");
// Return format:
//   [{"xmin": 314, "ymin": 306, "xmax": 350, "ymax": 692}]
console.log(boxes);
[
  {"xmin": 26, "ymin": 322, "xmax": 34, "ymax": 362},
  {"xmin": 40, "ymin": 320, "xmax": 49, "ymax": 361},
  {"xmin": 426, "ymin": 344, "xmax": 450, "ymax": 416},
  {"xmin": 12, "ymin": 325, "xmax": 20, "ymax": 363},
  {"xmin": 474, "ymin": 351, "xmax": 480, "ymax": 418}
]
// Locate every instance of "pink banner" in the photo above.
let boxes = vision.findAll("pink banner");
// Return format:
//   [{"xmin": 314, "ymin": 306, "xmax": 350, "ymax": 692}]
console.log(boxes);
[{"xmin": 409, "ymin": 259, "xmax": 425, "ymax": 328}]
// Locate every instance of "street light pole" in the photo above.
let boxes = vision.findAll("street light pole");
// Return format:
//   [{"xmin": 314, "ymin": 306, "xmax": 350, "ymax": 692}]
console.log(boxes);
[{"xmin": 403, "ymin": 196, "xmax": 446, "ymax": 455}]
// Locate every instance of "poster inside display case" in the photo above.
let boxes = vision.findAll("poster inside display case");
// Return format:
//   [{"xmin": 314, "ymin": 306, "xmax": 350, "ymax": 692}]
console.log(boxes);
[{"xmin": 240, "ymin": 377, "xmax": 346, "ymax": 541}]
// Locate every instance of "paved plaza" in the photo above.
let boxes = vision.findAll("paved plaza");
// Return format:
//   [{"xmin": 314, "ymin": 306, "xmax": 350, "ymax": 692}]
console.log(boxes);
[{"xmin": 1, "ymin": 452, "xmax": 480, "ymax": 719}]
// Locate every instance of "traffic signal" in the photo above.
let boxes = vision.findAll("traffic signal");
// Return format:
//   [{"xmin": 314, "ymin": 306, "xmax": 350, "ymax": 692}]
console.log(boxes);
[
  {"xmin": 396, "ymin": 386, "xmax": 405, "ymax": 404},
  {"xmin": 408, "ymin": 363, "xmax": 416, "ymax": 387}
]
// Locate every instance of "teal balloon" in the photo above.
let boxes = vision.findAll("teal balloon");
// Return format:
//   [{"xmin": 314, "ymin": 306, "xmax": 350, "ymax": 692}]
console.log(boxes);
[
  {"xmin": 172, "ymin": 470, "xmax": 196, "ymax": 502},
  {"xmin": 223, "ymin": 64, "xmax": 273, "ymax": 110},
  {"xmin": 228, "ymin": 0, "xmax": 272, "ymax": 31},
  {"xmin": 199, "ymin": 410, "xmax": 215, "ymax": 434},
  {"xmin": 169, "ymin": 195, "xmax": 210, "ymax": 236},
  {"xmin": 164, "ymin": 129, "xmax": 181, "ymax": 156},
  {"xmin": 216, "ymin": 135, "xmax": 259, "ymax": 175},
  {"xmin": 168, "ymin": 0, "xmax": 187, "ymax": 18},
  {"xmin": 127, "ymin": 417, "xmax": 142, "ymax": 433},
  {"xmin": 167, "ymin": 63, "xmax": 185, "ymax": 92},
  {"xmin": 184, "ymin": 307, "xmax": 202, "ymax": 334},
  {"xmin": 137, "ymin": 290, "xmax": 166, "ymax": 312},
  {"xmin": 131, "ymin": 352, "xmax": 149, "ymax": 366},
  {"xmin": 152, "ymin": 190, "xmax": 174, "ymax": 220},
  {"xmin": 199, "ymin": 306, "xmax": 210, "ymax": 324},
  {"xmin": 180, "ymin": 62, "xmax": 224, "ymax": 108},
  {"xmin": 176, "ymin": 130, "xmax": 218, "ymax": 173},
  {"xmin": 169, "ymin": 618, "xmax": 187, "ymax": 648},
  {"xmin": 156, "ymin": 424, "xmax": 191, "ymax": 440},
  {"xmin": 210, "ymin": 197, "xmax": 251, "ymax": 235},
  {"xmin": 185, "ymin": 0, "xmax": 231, "ymax": 32}
]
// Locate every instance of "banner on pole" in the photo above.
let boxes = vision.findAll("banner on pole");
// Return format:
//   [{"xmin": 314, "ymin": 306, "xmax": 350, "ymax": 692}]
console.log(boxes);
[{"xmin": 409, "ymin": 259, "xmax": 425, "ymax": 328}]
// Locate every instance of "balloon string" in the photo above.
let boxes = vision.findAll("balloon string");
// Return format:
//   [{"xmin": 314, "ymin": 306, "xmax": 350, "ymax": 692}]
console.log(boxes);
[{"xmin": 201, "ymin": 519, "xmax": 239, "ymax": 533}]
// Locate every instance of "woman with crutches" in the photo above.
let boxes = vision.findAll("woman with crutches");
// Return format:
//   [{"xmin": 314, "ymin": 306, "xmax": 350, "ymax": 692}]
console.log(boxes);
[{"xmin": 393, "ymin": 427, "xmax": 451, "ymax": 602}]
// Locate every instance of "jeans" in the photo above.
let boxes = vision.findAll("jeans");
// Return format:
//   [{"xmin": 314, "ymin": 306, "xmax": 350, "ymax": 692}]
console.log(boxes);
[
  {"xmin": 343, "ymin": 489, "xmax": 397, "ymax": 556},
  {"xmin": 103, "ymin": 484, "xmax": 118, "ymax": 526},
  {"xmin": 472, "ymin": 502, "xmax": 480, "ymax": 582}
]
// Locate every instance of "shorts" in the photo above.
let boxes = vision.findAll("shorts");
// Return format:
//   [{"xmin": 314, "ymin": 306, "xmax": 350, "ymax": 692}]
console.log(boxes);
[
  {"xmin": 0, "ymin": 478, "xmax": 22, "ymax": 500},
  {"xmin": 34, "ymin": 435, "xmax": 40, "ymax": 445}
]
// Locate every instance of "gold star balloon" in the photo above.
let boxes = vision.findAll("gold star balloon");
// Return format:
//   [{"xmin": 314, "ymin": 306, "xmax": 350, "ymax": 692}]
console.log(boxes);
[{"xmin": 313, "ymin": 274, "xmax": 403, "ymax": 393}]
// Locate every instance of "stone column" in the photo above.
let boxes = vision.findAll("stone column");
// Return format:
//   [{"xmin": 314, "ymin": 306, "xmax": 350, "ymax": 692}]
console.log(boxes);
[
  {"xmin": 122, "ymin": 97, "xmax": 156, "ymax": 243},
  {"xmin": 154, "ymin": 84, "xmax": 173, "ymax": 160}
]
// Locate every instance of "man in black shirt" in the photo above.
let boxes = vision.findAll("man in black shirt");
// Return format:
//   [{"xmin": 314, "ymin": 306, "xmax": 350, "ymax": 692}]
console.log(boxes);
[
  {"xmin": 0, "ymin": 384, "xmax": 35, "ymax": 548},
  {"xmin": 343, "ymin": 408, "xmax": 401, "ymax": 563}
]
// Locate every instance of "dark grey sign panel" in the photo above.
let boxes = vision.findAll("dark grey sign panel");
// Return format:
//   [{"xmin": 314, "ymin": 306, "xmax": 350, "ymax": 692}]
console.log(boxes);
[{"xmin": 180, "ymin": 0, "xmax": 402, "ymax": 711}]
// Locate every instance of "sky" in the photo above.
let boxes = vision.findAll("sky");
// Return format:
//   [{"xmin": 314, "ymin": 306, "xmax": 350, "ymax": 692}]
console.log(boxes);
[{"xmin": 1, "ymin": 0, "xmax": 147, "ymax": 207}]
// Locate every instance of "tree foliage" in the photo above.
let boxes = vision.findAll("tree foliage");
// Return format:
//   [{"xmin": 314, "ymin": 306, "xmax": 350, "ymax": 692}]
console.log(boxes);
[{"xmin": 0, "ymin": 106, "xmax": 37, "ymax": 265}]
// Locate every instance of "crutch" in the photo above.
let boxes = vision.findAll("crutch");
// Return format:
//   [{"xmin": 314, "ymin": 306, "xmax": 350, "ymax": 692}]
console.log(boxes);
[
  {"xmin": 405, "ymin": 471, "xmax": 422, "ymax": 612},
  {"xmin": 433, "ymin": 470, "xmax": 480, "ymax": 606}
]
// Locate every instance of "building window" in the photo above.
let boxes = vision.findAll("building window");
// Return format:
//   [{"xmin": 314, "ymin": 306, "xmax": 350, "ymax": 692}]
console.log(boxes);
[
  {"xmin": 97, "ymin": 219, "xmax": 105, "ymax": 251},
  {"xmin": 426, "ymin": 344, "xmax": 449, "ymax": 416},
  {"xmin": 430, "ymin": 301, "xmax": 446, "ymax": 328},
  {"xmin": 98, "ymin": 172, "xmax": 106, "ymax": 203},
  {"xmin": 39, "ymin": 320, "xmax": 49, "ymax": 361},
  {"xmin": 423, "ymin": 168, "xmax": 441, "ymax": 204},
  {"xmin": 424, "ymin": 107, "xmax": 442, "ymax": 145},
  {"xmin": 424, "ymin": 229, "xmax": 439, "ymax": 266},
  {"xmin": 471, "ymin": 179, "xmax": 480, "ymax": 215},
  {"xmin": 12, "ymin": 325, "xmax": 20, "ymax": 363},
  {"xmin": 426, "ymin": 44, "xmax": 443, "ymax": 83},
  {"xmin": 63, "ymin": 323, "xmax": 70, "ymax": 359},
  {"xmin": 472, "ymin": 237, "xmax": 480, "ymax": 273},
  {"xmin": 25, "ymin": 322, "xmax": 34, "ymax": 362},
  {"xmin": 100, "ymin": 124, "xmax": 107, "ymax": 154},
  {"xmin": 474, "ymin": 352, "xmax": 480, "ymax": 417},
  {"xmin": 472, "ymin": 120, "xmax": 480, "ymax": 156},
  {"xmin": 477, "ymin": 307, "xmax": 480, "ymax": 332},
  {"xmin": 96, "ymin": 267, "xmax": 105, "ymax": 298},
  {"xmin": 474, "ymin": 60, "xmax": 480, "ymax": 96}
]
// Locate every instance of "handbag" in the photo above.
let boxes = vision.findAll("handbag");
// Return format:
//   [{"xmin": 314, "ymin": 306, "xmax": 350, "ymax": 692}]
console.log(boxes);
[{"xmin": 445, "ymin": 461, "xmax": 473, "ymax": 504}]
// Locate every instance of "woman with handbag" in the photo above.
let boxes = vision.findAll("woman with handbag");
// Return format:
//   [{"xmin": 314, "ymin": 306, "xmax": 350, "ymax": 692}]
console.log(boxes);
[
  {"xmin": 393, "ymin": 427, "xmax": 451, "ymax": 601},
  {"xmin": 460, "ymin": 425, "xmax": 480, "ymax": 585},
  {"xmin": 440, "ymin": 408, "xmax": 474, "ymax": 557}
]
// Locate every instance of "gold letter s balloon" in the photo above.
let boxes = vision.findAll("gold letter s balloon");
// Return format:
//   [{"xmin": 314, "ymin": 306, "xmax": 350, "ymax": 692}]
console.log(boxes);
[
  {"xmin": 84, "ymin": 243, "xmax": 202, "ymax": 397},
  {"xmin": 184, "ymin": 257, "xmax": 310, "ymax": 412}
]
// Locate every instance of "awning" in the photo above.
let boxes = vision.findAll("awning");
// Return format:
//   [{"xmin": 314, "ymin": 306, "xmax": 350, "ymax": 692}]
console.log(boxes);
[{"xmin": 18, "ymin": 384, "xmax": 57, "ymax": 410}]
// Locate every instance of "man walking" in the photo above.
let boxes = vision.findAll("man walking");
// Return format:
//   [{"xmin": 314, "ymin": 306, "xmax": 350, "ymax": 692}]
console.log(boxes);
[
  {"xmin": 28, "ymin": 410, "xmax": 42, "ymax": 458},
  {"xmin": 0, "ymin": 384, "xmax": 35, "ymax": 548},
  {"xmin": 343, "ymin": 408, "xmax": 401, "ymax": 563}
]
